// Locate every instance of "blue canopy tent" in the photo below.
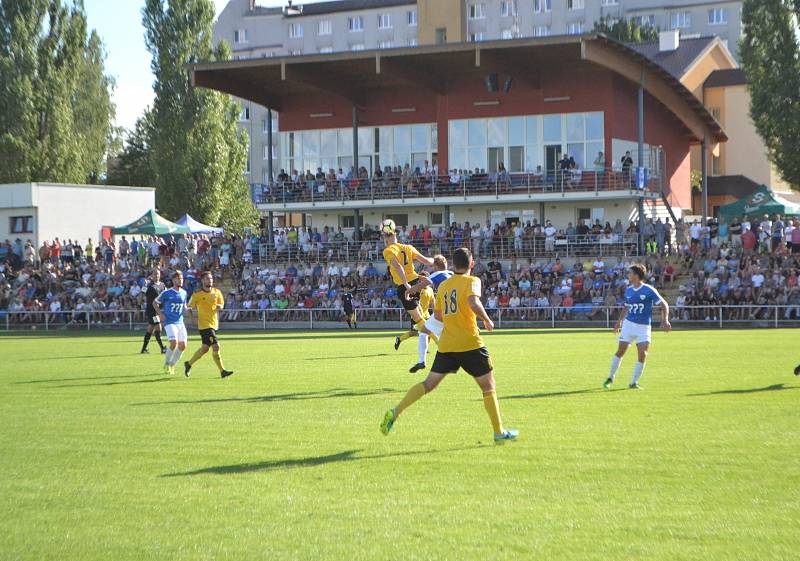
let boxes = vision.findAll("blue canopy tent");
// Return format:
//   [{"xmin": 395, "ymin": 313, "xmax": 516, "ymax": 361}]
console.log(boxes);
[{"xmin": 176, "ymin": 214, "xmax": 224, "ymax": 235}]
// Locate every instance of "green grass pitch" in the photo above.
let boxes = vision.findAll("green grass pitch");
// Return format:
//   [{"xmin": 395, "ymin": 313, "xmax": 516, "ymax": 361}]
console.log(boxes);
[{"xmin": 1, "ymin": 329, "xmax": 799, "ymax": 561}]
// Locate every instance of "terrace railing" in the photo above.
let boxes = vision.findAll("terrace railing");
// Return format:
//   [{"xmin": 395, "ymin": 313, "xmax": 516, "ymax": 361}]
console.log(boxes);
[{"xmin": 4, "ymin": 306, "xmax": 799, "ymax": 331}]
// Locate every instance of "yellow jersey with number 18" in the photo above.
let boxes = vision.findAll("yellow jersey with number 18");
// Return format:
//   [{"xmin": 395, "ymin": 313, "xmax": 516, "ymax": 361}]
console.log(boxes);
[
  {"xmin": 382, "ymin": 243, "xmax": 421, "ymax": 285},
  {"xmin": 434, "ymin": 273, "xmax": 484, "ymax": 353}
]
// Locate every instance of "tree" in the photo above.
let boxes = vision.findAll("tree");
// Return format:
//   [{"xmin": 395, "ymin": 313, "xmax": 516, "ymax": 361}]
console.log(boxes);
[
  {"xmin": 107, "ymin": 111, "xmax": 156, "ymax": 187},
  {"xmin": 142, "ymin": 0, "xmax": 256, "ymax": 231},
  {"xmin": 740, "ymin": 0, "xmax": 800, "ymax": 190},
  {"xmin": 593, "ymin": 16, "xmax": 659, "ymax": 44},
  {"xmin": 0, "ymin": 0, "xmax": 115, "ymax": 184}
]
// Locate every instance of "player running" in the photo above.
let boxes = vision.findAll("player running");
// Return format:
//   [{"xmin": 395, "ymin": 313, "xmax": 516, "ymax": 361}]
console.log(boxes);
[
  {"xmin": 380, "ymin": 247, "xmax": 519, "ymax": 444},
  {"xmin": 381, "ymin": 219, "xmax": 434, "ymax": 345},
  {"xmin": 140, "ymin": 269, "xmax": 166, "ymax": 354},
  {"xmin": 184, "ymin": 271, "xmax": 233, "ymax": 379},
  {"xmin": 152, "ymin": 271, "xmax": 188, "ymax": 375},
  {"xmin": 603, "ymin": 263, "xmax": 671, "ymax": 390},
  {"xmin": 402, "ymin": 255, "xmax": 453, "ymax": 373},
  {"xmin": 341, "ymin": 286, "xmax": 357, "ymax": 329}
]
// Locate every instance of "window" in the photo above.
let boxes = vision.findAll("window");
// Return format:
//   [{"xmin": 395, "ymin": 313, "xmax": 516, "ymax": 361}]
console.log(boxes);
[
  {"xmin": 263, "ymin": 144, "xmax": 276, "ymax": 160},
  {"xmin": 470, "ymin": 32, "xmax": 485, "ymax": 42},
  {"xmin": 234, "ymin": 29, "xmax": 248, "ymax": 44},
  {"xmin": 245, "ymin": 157, "xmax": 251, "ymax": 175},
  {"xmin": 534, "ymin": 0, "xmax": 551, "ymax": 13},
  {"xmin": 262, "ymin": 117, "xmax": 278, "ymax": 134},
  {"xmin": 379, "ymin": 40, "xmax": 393, "ymax": 49},
  {"xmin": 288, "ymin": 23, "xmax": 303, "ymax": 38},
  {"xmin": 708, "ymin": 8, "xmax": 727, "ymax": 25},
  {"xmin": 435, "ymin": 28, "xmax": 447, "ymax": 44},
  {"xmin": 239, "ymin": 104, "xmax": 250, "ymax": 121},
  {"xmin": 567, "ymin": 22, "xmax": 584, "ymax": 34},
  {"xmin": 468, "ymin": 3, "xmax": 485, "ymax": 19},
  {"xmin": 601, "ymin": 0, "xmax": 618, "ymax": 4},
  {"xmin": 501, "ymin": 1, "xmax": 515, "ymax": 17},
  {"xmin": 378, "ymin": 13, "xmax": 392, "ymax": 29},
  {"xmin": 408, "ymin": 37, "xmax": 418, "ymax": 46},
  {"xmin": 501, "ymin": 29, "xmax": 513, "ymax": 39},
  {"xmin": 319, "ymin": 46, "xmax": 333, "ymax": 53},
  {"xmin": 340, "ymin": 215, "xmax": 364, "ymax": 229},
  {"xmin": 567, "ymin": 0, "xmax": 584, "ymax": 10},
  {"xmin": 633, "ymin": 14, "xmax": 656, "ymax": 27},
  {"xmin": 289, "ymin": 49, "xmax": 302, "ymax": 56},
  {"xmin": 350, "ymin": 43, "xmax": 365, "ymax": 51},
  {"xmin": 407, "ymin": 10, "xmax": 418, "ymax": 26},
  {"xmin": 9, "ymin": 216, "xmax": 32, "ymax": 234},
  {"xmin": 348, "ymin": 16, "xmax": 364, "ymax": 31},
  {"xmin": 670, "ymin": 12, "xmax": 691, "ymax": 29},
  {"xmin": 429, "ymin": 212, "xmax": 444, "ymax": 226},
  {"xmin": 317, "ymin": 19, "xmax": 332, "ymax": 35},
  {"xmin": 712, "ymin": 153, "xmax": 721, "ymax": 176},
  {"xmin": 533, "ymin": 25, "xmax": 550, "ymax": 37}
]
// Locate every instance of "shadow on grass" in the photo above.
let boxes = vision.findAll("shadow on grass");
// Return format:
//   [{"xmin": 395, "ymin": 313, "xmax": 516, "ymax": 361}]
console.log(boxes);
[
  {"xmin": 162, "ymin": 445, "xmax": 490, "ymax": 477},
  {"xmin": 501, "ymin": 388, "xmax": 604, "ymax": 400},
  {"xmin": 304, "ymin": 353, "xmax": 390, "ymax": 360},
  {"xmin": 15, "ymin": 353, "xmax": 138, "ymax": 362},
  {"xmin": 687, "ymin": 383, "xmax": 800, "ymax": 397},
  {"xmin": 54, "ymin": 377, "xmax": 173, "ymax": 388},
  {"xmin": 15, "ymin": 373, "xmax": 156, "ymax": 384},
  {"xmin": 131, "ymin": 387, "xmax": 397, "ymax": 407},
  {"xmin": 202, "ymin": 329, "xmax": 612, "ymax": 343}
]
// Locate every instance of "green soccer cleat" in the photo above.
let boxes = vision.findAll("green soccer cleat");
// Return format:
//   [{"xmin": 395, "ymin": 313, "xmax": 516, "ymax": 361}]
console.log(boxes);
[
  {"xmin": 380, "ymin": 409, "xmax": 397, "ymax": 436},
  {"xmin": 494, "ymin": 429, "xmax": 519, "ymax": 445},
  {"xmin": 603, "ymin": 378, "xmax": 613, "ymax": 389},
  {"xmin": 629, "ymin": 382, "xmax": 643, "ymax": 390}
]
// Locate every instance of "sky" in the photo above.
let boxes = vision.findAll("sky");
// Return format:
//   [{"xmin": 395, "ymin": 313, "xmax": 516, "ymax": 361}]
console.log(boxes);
[{"xmin": 82, "ymin": 0, "xmax": 327, "ymax": 132}]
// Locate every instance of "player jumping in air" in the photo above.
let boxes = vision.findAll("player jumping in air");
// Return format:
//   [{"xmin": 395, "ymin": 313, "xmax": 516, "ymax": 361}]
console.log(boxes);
[
  {"xmin": 381, "ymin": 220, "xmax": 435, "ymax": 346},
  {"xmin": 341, "ymin": 286, "xmax": 357, "ymax": 329},
  {"xmin": 152, "ymin": 271, "xmax": 188, "ymax": 375},
  {"xmin": 140, "ymin": 269, "xmax": 166, "ymax": 354},
  {"xmin": 403, "ymin": 255, "xmax": 454, "ymax": 373},
  {"xmin": 393, "ymin": 271, "xmax": 435, "ymax": 371},
  {"xmin": 604, "ymin": 263, "xmax": 671, "ymax": 390},
  {"xmin": 380, "ymin": 247, "xmax": 518, "ymax": 444},
  {"xmin": 184, "ymin": 271, "xmax": 233, "ymax": 379}
]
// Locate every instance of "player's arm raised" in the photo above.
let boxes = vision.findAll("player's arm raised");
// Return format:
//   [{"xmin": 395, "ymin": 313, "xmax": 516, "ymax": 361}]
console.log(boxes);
[{"xmin": 414, "ymin": 253, "xmax": 434, "ymax": 268}]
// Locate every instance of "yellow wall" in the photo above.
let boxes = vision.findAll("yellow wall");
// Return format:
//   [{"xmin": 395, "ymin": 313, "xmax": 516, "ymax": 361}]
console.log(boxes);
[
  {"xmin": 417, "ymin": 0, "xmax": 465, "ymax": 45},
  {"xmin": 682, "ymin": 46, "xmax": 736, "ymax": 99}
]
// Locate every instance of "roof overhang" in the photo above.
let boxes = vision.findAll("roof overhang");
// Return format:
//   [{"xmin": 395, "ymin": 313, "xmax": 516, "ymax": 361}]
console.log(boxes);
[{"xmin": 190, "ymin": 34, "xmax": 726, "ymax": 144}]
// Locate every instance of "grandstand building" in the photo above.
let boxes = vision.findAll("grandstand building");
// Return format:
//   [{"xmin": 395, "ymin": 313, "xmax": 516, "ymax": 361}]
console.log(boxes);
[{"xmin": 193, "ymin": 34, "xmax": 725, "ymax": 246}]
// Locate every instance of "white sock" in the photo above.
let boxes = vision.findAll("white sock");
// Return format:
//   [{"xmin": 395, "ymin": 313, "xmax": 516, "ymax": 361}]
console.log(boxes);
[
  {"xmin": 164, "ymin": 348, "xmax": 174, "ymax": 366},
  {"xmin": 417, "ymin": 333, "xmax": 429, "ymax": 365},
  {"xmin": 632, "ymin": 362, "xmax": 645, "ymax": 385},
  {"xmin": 170, "ymin": 349, "xmax": 184, "ymax": 366},
  {"xmin": 608, "ymin": 355, "xmax": 622, "ymax": 381}
]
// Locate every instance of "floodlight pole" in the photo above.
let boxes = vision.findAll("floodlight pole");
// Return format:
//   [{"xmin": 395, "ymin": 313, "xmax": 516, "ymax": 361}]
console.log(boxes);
[{"xmin": 637, "ymin": 82, "xmax": 646, "ymax": 256}]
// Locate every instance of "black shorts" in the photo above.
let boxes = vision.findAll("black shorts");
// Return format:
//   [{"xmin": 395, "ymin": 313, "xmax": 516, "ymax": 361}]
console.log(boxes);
[
  {"xmin": 431, "ymin": 347, "xmax": 493, "ymax": 378},
  {"xmin": 147, "ymin": 314, "xmax": 160, "ymax": 327},
  {"xmin": 199, "ymin": 328, "xmax": 218, "ymax": 346},
  {"xmin": 343, "ymin": 306, "xmax": 355, "ymax": 316},
  {"xmin": 396, "ymin": 278, "xmax": 421, "ymax": 311}
]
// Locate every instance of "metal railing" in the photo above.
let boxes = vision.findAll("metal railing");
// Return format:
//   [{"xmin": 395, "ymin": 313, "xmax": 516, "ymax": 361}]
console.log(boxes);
[
  {"xmin": 250, "ymin": 167, "xmax": 660, "ymax": 206},
  {"xmin": 257, "ymin": 233, "xmax": 643, "ymax": 264},
  {"xmin": 3, "ymin": 305, "xmax": 799, "ymax": 331}
]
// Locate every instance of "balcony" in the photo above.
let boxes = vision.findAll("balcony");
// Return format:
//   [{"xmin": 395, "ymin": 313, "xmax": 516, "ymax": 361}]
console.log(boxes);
[{"xmin": 250, "ymin": 169, "xmax": 662, "ymax": 211}]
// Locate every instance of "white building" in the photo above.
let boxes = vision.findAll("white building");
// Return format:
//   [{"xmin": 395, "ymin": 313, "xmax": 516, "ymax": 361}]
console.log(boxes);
[{"xmin": 0, "ymin": 183, "xmax": 156, "ymax": 248}]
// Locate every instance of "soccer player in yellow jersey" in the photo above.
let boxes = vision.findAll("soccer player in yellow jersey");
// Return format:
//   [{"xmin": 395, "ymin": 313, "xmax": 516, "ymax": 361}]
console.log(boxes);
[
  {"xmin": 394, "ymin": 272, "xmax": 436, "ymax": 372},
  {"xmin": 183, "ymin": 271, "xmax": 233, "ymax": 379},
  {"xmin": 380, "ymin": 247, "xmax": 518, "ymax": 444}
]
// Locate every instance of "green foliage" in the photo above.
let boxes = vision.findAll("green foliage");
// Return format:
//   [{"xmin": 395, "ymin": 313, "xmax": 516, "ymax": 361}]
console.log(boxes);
[
  {"xmin": 0, "ymin": 0, "xmax": 115, "ymax": 184},
  {"xmin": 142, "ymin": 0, "xmax": 257, "ymax": 231},
  {"xmin": 593, "ymin": 16, "xmax": 660, "ymax": 44},
  {"xmin": 107, "ymin": 111, "xmax": 156, "ymax": 187},
  {"xmin": 740, "ymin": 0, "xmax": 800, "ymax": 190},
  {"xmin": 691, "ymin": 169, "xmax": 703, "ymax": 192}
]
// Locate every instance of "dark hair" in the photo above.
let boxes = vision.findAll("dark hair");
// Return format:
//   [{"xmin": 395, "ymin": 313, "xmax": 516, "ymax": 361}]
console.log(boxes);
[
  {"xmin": 629, "ymin": 264, "xmax": 646, "ymax": 280},
  {"xmin": 201, "ymin": 270, "xmax": 213, "ymax": 279},
  {"xmin": 453, "ymin": 247, "xmax": 472, "ymax": 270}
]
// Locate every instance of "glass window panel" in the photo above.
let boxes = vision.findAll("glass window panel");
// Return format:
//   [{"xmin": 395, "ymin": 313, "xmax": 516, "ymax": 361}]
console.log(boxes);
[
  {"xmin": 543, "ymin": 115, "xmax": 561, "ymax": 143},
  {"xmin": 411, "ymin": 124, "xmax": 428, "ymax": 151},
  {"xmin": 566, "ymin": 143, "xmax": 586, "ymax": 169},
  {"xmin": 358, "ymin": 127, "xmax": 373, "ymax": 154},
  {"xmin": 450, "ymin": 149, "xmax": 466, "ymax": 171},
  {"xmin": 338, "ymin": 156, "xmax": 353, "ymax": 171},
  {"xmin": 320, "ymin": 129, "xmax": 337, "ymax": 156},
  {"xmin": 508, "ymin": 117, "xmax": 525, "ymax": 146},
  {"xmin": 321, "ymin": 157, "xmax": 337, "ymax": 171},
  {"xmin": 487, "ymin": 118, "xmax": 505, "ymax": 147},
  {"xmin": 468, "ymin": 119, "xmax": 487, "ymax": 147},
  {"xmin": 585, "ymin": 112, "xmax": 604, "ymax": 140},
  {"xmin": 468, "ymin": 147, "xmax": 487, "ymax": 171},
  {"xmin": 430, "ymin": 124, "xmax": 438, "ymax": 151},
  {"xmin": 302, "ymin": 131, "xmax": 319, "ymax": 157},
  {"xmin": 412, "ymin": 153, "xmax": 427, "ymax": 170},
  {"xmin": 393, "ymin": 126, "xmax": 411, "ymax": 154},
  {"xmin": 394, "ymin": 153, "xmax": 411, "ymax": 167},
  {"xmin": 525, "ymin": 146, "xmax": 541, "ymax": 171},
  {"xmin": 449, "ymin": 121, "xmax": 466, "ymax": 152},
  {"xmin": 509, "ymin": 146, "xmax": 524, "ymax": 172},
  {"xmin": 526, "ymin": 116, "xmax": 539, "ymax": 145},
  {"xmin": 292, "ymin": 132, "xmax": 301, "ymax": 159},
  {"xmin": 379, "ymin": 127, "xmax": 393, "ymax": 154},
  {"xmin": 338, "ymin": 128, "xmax": 352, "ymax": 154},
  {"xmin": 566, "ymin": 113, "xmax": 585, "ymax": 142},
  {"xmin": 586, "ymin": 141, "xmax": 604, "ymax": 169}
]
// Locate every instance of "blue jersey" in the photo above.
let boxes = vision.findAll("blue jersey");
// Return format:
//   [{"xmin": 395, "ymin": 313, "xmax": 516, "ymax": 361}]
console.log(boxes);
[
  {"xmin": 624, "ymin": 283, "xmax": 664, "ymax": 326},
  {"xmin": 155, "ymin": 288, "xmax": 187, "ymax": 326},
  {"xmin": 429, "ymin": 270, "xmax": 454, "ymax": 292}
]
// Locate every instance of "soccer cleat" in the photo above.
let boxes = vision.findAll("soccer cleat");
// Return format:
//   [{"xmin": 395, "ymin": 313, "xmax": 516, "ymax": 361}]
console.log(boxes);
[
  {"xmin": 221, "ymin": 370, "xmax": 234, "ymax": 379},
  {"xmin": 603, "ymin": 378, "xmax": 613, "ymax": 389},
  {"xmin": 184, "ymin": 362, "xmax": 192, "ymax": 377},
  {"xmin": 494, "ymin": 429, "xmax": 519, "ymax": 445},
  {"xmin": 380, "ymin": 409, "xmax": 397, "ymax": 436},
  {"xmin": 163, "ymin": 364, "xmax": 171, "ymax": 375},
  {"xmin": 160, "ymin": 347, "xmax": 167, "ymax": 355},
  {"xmin": 795, "ymin": 364, "xmax": 800, "ymax": 376},
  {"xmin": 629, "ymin": 382, "xmax": 642, "ymax": 390},
  {"xmin": 409, "ymin": 362, "xmax": 426, "ymax": 373},
  {"xmin": 394, "ymin": 336, "xmax": 401, "ymax": 351},
  {"xmin": 141, "ymin": 349, "xmax": 149, "ymax": 354}
]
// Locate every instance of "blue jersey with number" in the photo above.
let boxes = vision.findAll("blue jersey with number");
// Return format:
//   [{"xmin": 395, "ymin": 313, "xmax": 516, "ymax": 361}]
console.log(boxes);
[
  {"xmin": 624, "ymin": 283, "xmax": 663, "ymax": 326},
  {"xmin": 155, "ymin": 288, "xmax": 187, "ymax": 326},
  {"xmin": 429, "ymin": 270, "xmax": 454, "ymax": 292}
]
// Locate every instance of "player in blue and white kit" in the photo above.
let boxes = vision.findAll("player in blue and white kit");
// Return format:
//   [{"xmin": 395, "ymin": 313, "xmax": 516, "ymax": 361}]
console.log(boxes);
[
  {"xmin": 153, "ymin": 271, "xmax": 189, "ymax": 375},
  {"xmin": 405, "ymin": 255, "xmax": 454, "ymax": 372},
  {"xmin": 604, "ymin": 264, "xmax": 671, "ymax": 389}
]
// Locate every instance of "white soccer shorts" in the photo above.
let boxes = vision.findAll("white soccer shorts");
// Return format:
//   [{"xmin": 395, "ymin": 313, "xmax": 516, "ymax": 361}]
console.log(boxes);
[
  {"xmin": 618, "ymin": 319, "xmax": 651, "ymax": 344},
  {"xmin": 164, "ymin": 323, "xmax": 188, "ymax": 343},
  {"xmin": 423, "ymin": 316, "xmax": 444, "ymax": 339}
]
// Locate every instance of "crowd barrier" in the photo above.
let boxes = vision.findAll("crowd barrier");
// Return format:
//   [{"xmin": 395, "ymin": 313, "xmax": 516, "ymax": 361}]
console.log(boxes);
[{"xmin": 3, "ymin": 306, "xmax": 799, "ymax": 331}]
